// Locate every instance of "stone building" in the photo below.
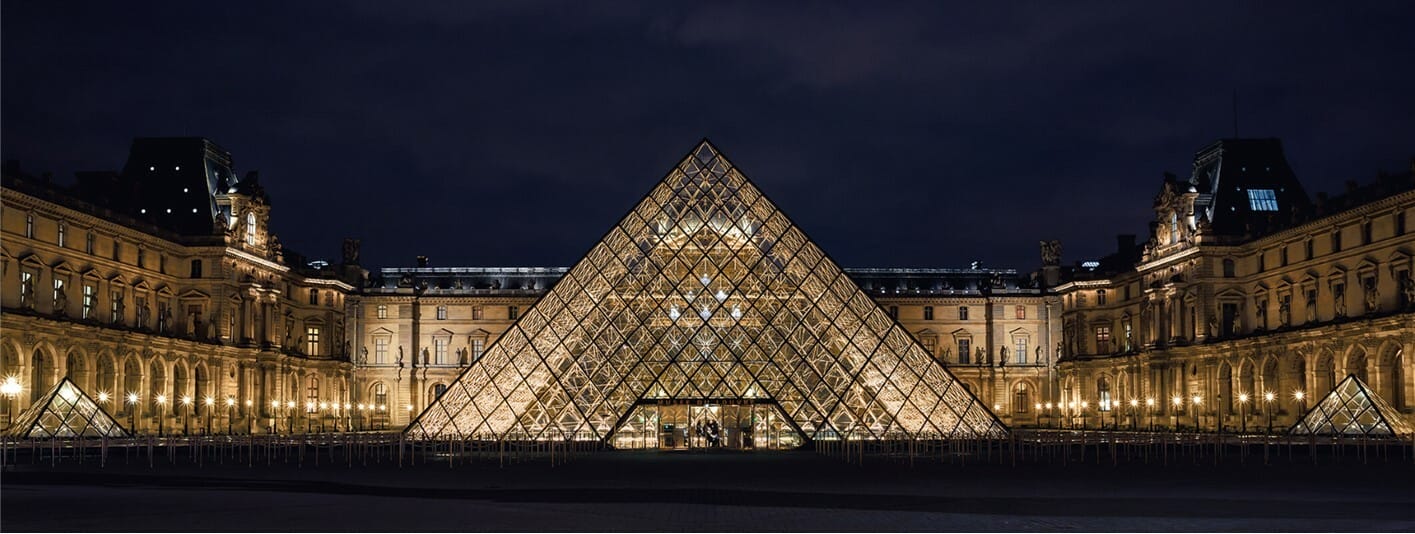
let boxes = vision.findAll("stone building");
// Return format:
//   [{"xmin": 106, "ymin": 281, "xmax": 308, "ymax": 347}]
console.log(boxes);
[
  {"xmin": 1054, "ymin": 139, "xmax": 1415, "ymax": 431},
  {"xmin": 2, "ymin": 136, "xmax": 1410, "ymax": 436},
  {"xmin": 1, "ymin": 138, "xmax": 363, "ymax": 434}
]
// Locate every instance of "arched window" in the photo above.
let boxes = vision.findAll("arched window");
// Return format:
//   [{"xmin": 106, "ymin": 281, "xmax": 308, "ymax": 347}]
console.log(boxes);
[
  {"xmin": 432, "ymin": 383, "xmax": 448, "ymax": 400},
  {"xmin": 244, "ymin": 212, "xmax": 257, "ymax": 245},
  {"xmin": 1097, "ymin": 376, "xmax": 1112, "ymax": 410},
  {"xmin": 1012, "ymin": 383, "xmax": 1030, "ymax": 413},
  {"xmin": 306, "ymin": 375, "xmax": 320, "ymax": 412},
  {"xmin": 372, "ymin": 382, "xmax": 388, "ymax": 408}
]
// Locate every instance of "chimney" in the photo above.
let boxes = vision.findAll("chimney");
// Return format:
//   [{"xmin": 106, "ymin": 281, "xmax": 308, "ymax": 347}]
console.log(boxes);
[{"xmin": 416, "ymin": 255, "xmax": 430, "ymax": 268}]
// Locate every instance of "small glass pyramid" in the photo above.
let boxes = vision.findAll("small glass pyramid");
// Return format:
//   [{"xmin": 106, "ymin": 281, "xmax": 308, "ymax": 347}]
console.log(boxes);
[
  {"xmin": 1290, "ymin": 374, "xmax": 1414, "ymax": 437},
  {"xmin": 406, "ymin": 140, "xmax": 1006, "ymax": 444},
  {"xmin": 4, "ymin": 377, "xmax": 129, "ymax": 438}
]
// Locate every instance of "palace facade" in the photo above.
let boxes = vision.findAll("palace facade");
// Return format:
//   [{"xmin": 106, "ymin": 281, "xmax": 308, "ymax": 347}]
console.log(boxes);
[{"xmin": 1, "ymin": 137, "xmax": 1410, "ymax": 435}]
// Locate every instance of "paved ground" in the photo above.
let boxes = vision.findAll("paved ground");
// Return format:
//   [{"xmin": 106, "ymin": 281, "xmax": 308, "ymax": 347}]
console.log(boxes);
[{"xmin": 3, "ymin": 450, "xmax": 1412, "ymax": 531}]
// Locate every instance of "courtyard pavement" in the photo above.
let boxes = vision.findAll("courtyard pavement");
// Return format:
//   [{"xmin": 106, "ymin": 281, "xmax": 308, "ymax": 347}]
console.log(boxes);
[{"xmin": 2, "ymin": 450, "xmax": 1412, "ymax": 532}]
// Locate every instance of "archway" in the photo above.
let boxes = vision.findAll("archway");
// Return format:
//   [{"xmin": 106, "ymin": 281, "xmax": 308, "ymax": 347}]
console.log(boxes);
[
  {"xmin": 1315, "ymin": 352, "xmax": 1336, "ymax": 394},
  {"xmin": 122, "ymin": 355, "xmax": 143, "ymax": 416},
  {"xmin": 1261, "ymin": 356, "xmax": 1280, "ymax": 414},
  {"xmin": 1377, "ymin": 345, "xmax": 1405, "ymax": 410},
  {"xmin": 96, "ymin": 353, "xmax": 117, "ymax": 397},
  {"xmin": 64, "ymin": 349, "xmax": 89, "ymax": 391},
  {"xmin": 1218, "ymin": 362, "xmax": 1234, "ymax": 414},
  {"xmin": 30, "ymin": 347, "xmax": 55, "ymax": 403},
  {"xmin": 1345, "ymin": 346, "xmax": 1368, "ymax": 383}
]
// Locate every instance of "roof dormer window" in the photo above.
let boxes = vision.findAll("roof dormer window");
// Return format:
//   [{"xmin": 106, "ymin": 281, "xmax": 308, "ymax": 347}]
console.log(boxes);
[{"xmin": 1247, "ymin": 189, "xmax": 1279, "ymax": 211}]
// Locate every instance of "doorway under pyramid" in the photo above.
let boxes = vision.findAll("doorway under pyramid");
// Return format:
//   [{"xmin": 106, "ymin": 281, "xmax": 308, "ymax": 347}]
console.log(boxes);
[{"xmin": 406, "ymin": 140, "xmax": 1005, "ymax": 448}]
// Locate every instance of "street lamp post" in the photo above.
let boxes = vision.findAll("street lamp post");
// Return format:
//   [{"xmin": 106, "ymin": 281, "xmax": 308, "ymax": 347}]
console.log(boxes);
[
  {"xmin": 2, "ymin": 376, "xmax": 25, "ymax": 430},
  {"xmin": 305, "ymin": 402, "xmax": 315, "ymax": 433},
  {"xmin": 203, "ymin": 397, "xmax": 215, "ymax": 434},
  {"xmin": 1238, "ymin": 393, "xmax": 1249, "ymax": 433},
  {"xmin": 1080, "ymin": 401, "xmax": 1089, "ymax": 429},
  {"xmin": 245, "ymin": 400, "xmax": 254, "ymax": 435},
  {"xmin": 126, "ymin": 393, "xmax": 139, "ymax": 434},
  {"xmin": 270, "ymin": 400, "xmax": 280, "ymax": 434},
  {"xmin": 155, "ymin": 394, "xmax": 167, "ymax": 436},
  {"xmin": 286, "ymin": 401, "xmax": 296, "ymax": 434},
  {"xmin": 181, "ymin": 396, "xmax": 193, "ymax": 435},
  {"xmin": 1128, "ymin": 399, "xmax": 1139, "ymax": 430},
  {"xmin": 1145, "ymin": 398, "xmax": 1155, "ymax": 431},
  {"xmin": 1190, "ymin": 395, "xmax": 1201, "ymax": 431},
  {"xmin": 343, "ymin": 403, "xmax": 351, "ymax": 432},
  {"xmin": 1294, "ymin": 391, "xmax": 1306, "ymax": 423},
  {"xmin": 226, "ymin": 397, "xmax": 235, "ymax": 434},
  {"xmin": 1263, "ymin": 392, "xmax": 1275, "ymax": 434},
  {"xmin": 319, "ymin": 402, "xmax": 329, "ymax": 433},
  {"xmin": 1171, "ymin": 396, "xmax": 1182, "ymax": 431}
]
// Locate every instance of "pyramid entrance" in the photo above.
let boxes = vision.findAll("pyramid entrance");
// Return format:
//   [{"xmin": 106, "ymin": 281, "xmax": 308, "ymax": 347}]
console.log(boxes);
[{"xmin": 406, "ymin": 140, "xmax": 1005, "ymax": 446}]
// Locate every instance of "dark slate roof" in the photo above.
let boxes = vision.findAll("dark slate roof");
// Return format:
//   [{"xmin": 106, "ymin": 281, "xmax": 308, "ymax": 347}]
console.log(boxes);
[
  {"xmin": 74, "ymin": 137, "xmax": 239, "ymax": 236},
  {"xmin": 1186, "ymin": 138, "xmax": 1312, "ymax": 237}
]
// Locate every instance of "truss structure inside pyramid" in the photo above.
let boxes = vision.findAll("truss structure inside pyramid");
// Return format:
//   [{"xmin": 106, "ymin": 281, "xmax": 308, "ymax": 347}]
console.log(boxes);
[
  {"xmin": 4, "ymin": 377, "xmax": 129, "ymax": 438},
  {"xmin": 407, "ymin": 140, "xmax": 1005, "ymax": 445},
  {"xmin": 1290, "ymin": 374, "xmax": 1414, "ymax": 437}
]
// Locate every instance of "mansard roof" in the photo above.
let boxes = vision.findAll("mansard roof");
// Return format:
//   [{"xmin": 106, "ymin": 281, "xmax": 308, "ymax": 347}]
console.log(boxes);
[{"xmin": 1186, "ymin": 138, "xmax": 1312, "ymax": 238}]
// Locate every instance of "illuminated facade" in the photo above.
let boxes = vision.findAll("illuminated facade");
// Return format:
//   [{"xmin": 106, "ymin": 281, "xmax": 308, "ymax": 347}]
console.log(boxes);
[
  {"xmin": 1054, "ymin": 139, "xmax": 1415, "ymax": 432},
  {"xmin": 4, "ymin": 136, "xmax": 1409, "ymax": 438},
  {"xmin": 405, "ymin": 142, "xmax": 1005, "ymax": 446}
]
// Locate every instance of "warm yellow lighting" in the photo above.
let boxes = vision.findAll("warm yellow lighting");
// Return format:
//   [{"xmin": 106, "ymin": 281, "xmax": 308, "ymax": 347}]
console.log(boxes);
[
  {"xmin": 1128, "ymin": 399, "xmax": 1138, "ymax": 407},
  {"xmin": 1044, "ymin": 402, "xmax": 1052, "ymax": 409},
  {"xmin": 272, "ymin": 400, "xmax": 281, "ymax": 408},
  {"xmin": 1238, "ymin": 393, "xmax": 1249, "ymax": 403},
  {"xmin": 98, "ymin": 391, "xmax": 110, "ymax": 403},
  {"xmin": 357, "ymin": 403, "xmax": 366, "ymax": 410},
  {"xmin": 1080, "ymin": 401, "xmax": 1089, "ymax": 409},
  {"xmin": 286, "ymin": 401, "xmax": 295, "ymax": 409},
  {"xmin": 156, "ymin": 394, "xmax": 167, "ymax": 405},
  {"xmin": 181, "ymin": 395, "xmax": 193, "ymax": 406},
  {"xmin": 319, "ymin": 402, "xmax": 329, "ymax": 410},
  {"xmin": 305, "ymin": 401, "xmax": 316, "ymax": 411},
  {"xmin": 0, "ymin": 376, "xmax": 23, "ymax": 396},
  {"xmin": 1263, "ymin": 392, "xmax": 1275, "ymax": 402},
  {"xmin": 127, "ymin": 392, "xmax": 139, "ymax": 404},
  {"xmin": 1034, "ymin": 403, "xmax": 1042, "ymax": 410},
  {"xmin": 226, "ymin": 397, "xmax": 235, "ymax": 407},
  {"xmin": 343, "ymin": 403, "xmax": 351, "ymax": 410},
  {"xmin": 1294, "ymin": 391, "xmax": 1305, "ymax": 401},
  {"xmin": 204, "ymin": 396, "xmax": 215, "ymax": 407},
  {"xmin": 405, "ymin": 404, "xmax": 413, "ymax": 412},
  {"xmin": 1171, "ymin": 396, "xmax": 1182, "ymax": 406},
  {"xmin": 245, "ymin": 399, "xmax": 253, "ymax": 407},
  {"xmin": 992, "ymin": 404, "xmax": 1001, "ymax": 411},
  {"xmin": 1146, "ymin": 398, "xmax": 1155, "ymax": 406}
]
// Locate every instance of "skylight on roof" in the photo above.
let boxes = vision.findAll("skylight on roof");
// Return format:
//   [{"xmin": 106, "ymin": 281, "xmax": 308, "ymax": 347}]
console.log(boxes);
[{"xmin": 1248, "ymin": 189, "xmax": 1279, "ymax": 211}]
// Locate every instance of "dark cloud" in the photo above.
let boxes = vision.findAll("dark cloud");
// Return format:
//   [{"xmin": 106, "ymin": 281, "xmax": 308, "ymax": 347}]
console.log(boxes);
[{"xmin": 4, "ymin": 1, "xmax": 1413, "ymax": 270}]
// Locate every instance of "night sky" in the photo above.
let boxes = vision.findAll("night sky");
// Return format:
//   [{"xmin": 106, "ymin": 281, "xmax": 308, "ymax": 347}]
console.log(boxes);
[{"xmin": 4, "ymin": 2, "xmax": 1413, "ymax": 272}]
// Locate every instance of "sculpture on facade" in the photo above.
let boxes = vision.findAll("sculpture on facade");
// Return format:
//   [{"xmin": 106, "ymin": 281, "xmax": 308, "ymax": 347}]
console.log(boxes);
[
  {"xmin": 1403, "ymin": 273, "xmax": 1415, "ymax": 309},
  {"xmin": 1254, "ymin": 296, "xmax": 1267, "ymax": 330},
  {"xmin": 1334, "ymin": 284, "xmax": 1347, "ymax": 318},
  {"xmin": 52, "ymin": 284, "xmax": 67, "ymax": 317},
  {"xmin": 975, "ymin": 347, "xmax": 987, "ymax": 365},
  {"xmin": 341, "ymin": 238, "xmax": 361, "ymax": 265},
  {"xmin": 359, "ymin": 346, "xmax": 368, "ymax": 365},
  {"xmin": 1039, "ymin": 240, "xmax": 1062, "ymax": 266},
  {"xmin": 1207, "ymin": 310, "xmax": 1218, "ymax": 337},
  {"xmin": 1364, "ymin": 282, "xmax": 1380, "ymax": 314},
  {"xmin": 1305, "ymin": 290, "xmax": 1317, "ymax": 323},
  {"xmin": 1278, "ymin": 298, "xmax": 1290, "ymax": 328},
  {"xmin": 421, "ymin": 347, "xmax": 430, "ymax": 366}
]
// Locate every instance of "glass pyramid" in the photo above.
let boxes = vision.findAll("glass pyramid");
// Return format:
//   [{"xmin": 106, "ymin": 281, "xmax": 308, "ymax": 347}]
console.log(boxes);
[
  {"xmin": 4, "ymin": 377, "xmax": 129, "ymax": 438},
  {"xmin": 406, "ymin": 140, "xmax": 1006, "ymax": 443},
  {"xmin": 1290, "ymin": 374, "xmax": 1414, "ymax": 437}
]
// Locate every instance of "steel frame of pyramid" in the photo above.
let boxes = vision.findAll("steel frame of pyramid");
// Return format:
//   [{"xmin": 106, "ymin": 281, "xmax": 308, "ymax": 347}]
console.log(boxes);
[
  {"xmin": 4, "ymin": 377, "xmax": 129, "ymax": 439},
  {"xmin": 406, "ymin": 140, "xmax": 1006, "ymax": 443},
  {"xmin": 1289, "ymin": 374, "xmax": 1414, "ymax": 437}
]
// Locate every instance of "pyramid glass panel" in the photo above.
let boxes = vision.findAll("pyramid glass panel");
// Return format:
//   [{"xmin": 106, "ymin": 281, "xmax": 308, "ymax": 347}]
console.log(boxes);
[
  {"xmin": 4, "ymin": 378, "xmax": 129, "ymax": 439},
  {"xmin": 1290, "ymin": 374, "xmax": 1414, "ymax": 437},
  {"xmin": 406, "ymin": 140, "xmax": 1006, "ymax": 447}
]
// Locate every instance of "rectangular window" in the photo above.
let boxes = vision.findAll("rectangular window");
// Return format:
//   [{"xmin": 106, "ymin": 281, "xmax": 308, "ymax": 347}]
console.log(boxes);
[
  {"xmin": 159, "ymin": 254, "xmax": 166, "ymax": 274},
  {"xmin": 957, "ymin": 338, "xmax": 971, "ymax": 364},
  {"xmin": 309, "ymin": 290, "xmax": 319, "ymax": 305},
  {"xmin": 1097, "ymin": 290, "xmax": 1107, "ymax": 305},
  {"xmin": 376, "ymin": 305, "xmax": 387, "ymax": 319},
  {"xmin": 25, "ymin": 214, "xmax": 34, "ymax": 238},
  {"xmin": 1332, "ymin": 230, "xmax": 1342, "ymax": 252},
  {"xmin": 57, "ymin": 223, "xmax": 66, "ymax": 247},
  {"xmin": 436, "ymin": 305, "xmax": 447, "ymax": 320},
  {"xmin": 508, "ymin": 306, "xmax": 519, "ymax": 320},
  {"xmin": 190, "ymin": 259, "xmax": 202, "ymax": 278},
  {"xmin": 375, "ymin": 337, "xmax": 389, "ymax": 364},
  {"xmin": 1361, "ymin": 221, "xmax": 1372, "ymax": 245},
  {"xmin": 1015, "ymin": 305, "xmax": 1026, "ymax": 320},
  {"xmin": 1305, "ymin": 239, "xmax": 1314, "ymax": 260},
  {"xmin": 472, "ymin": 338, "xmax": 485, "ymax": 361},
  {"xmin": 888, "ymin": 306, "xmax": 898, "ymax": 319},
  {"xmin": 82, "ymin": 284, "xmax": 95, "ymax": 319},
  {"xmin": 434, "ymin": 338, "xmax": 448, "ymax": 365},
  {"xmin": 472, "ymin": 306, "xmax": 484, "ymax": 320},
  {"xmin": 958, "ymin": 306, "xmax": 969, "ymax": 321},
  {"xmin": 1280, "ymin": 246, "xmax": 1288, "ymax": 266},
  {"xmin": 1257, "ymin": 252, "xmax": 1266, "ymax": 272},
  {"xmin": 1399, "ymin": 211, "xmax": 1408, "ymax": 235},
  {"xmin": 923, "ymin": 306, "xmax": 934, "ymax": 320},
  {"xmin": 85, "ymin": 232, "xmax": 94, "ymax": 254},
  {"xmin": 1247, "ymin": 189, "xmax": 1279, "ymax": 211},
  {"xmin": 136, "ymin": 248, "xmax": 145, "ymax": 268},
  {"xmin": 1014, "ymin": 337, "xmax": 1028, "ymax": 364},
  {"xmin": 110, "ymin": 291, "xmax": 122, "ymax": 323},
  {"xmin": 306, "ymin": 326, "xmax": 320, "ymax": 355},
  {"xmin": 113, "ymin": 240, "xmax": 121, "ymax": 261},
  {"xmin": 1095, "ymin": 326, "xmax": 1112, "ymax": 354},
  {"xmin": 1123, "ymin": 322, "xmax": 1133, "ymax": 351},
  {"xmin": 921, "ymin": 336, "xmax": 936, "ymax": 357}
]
